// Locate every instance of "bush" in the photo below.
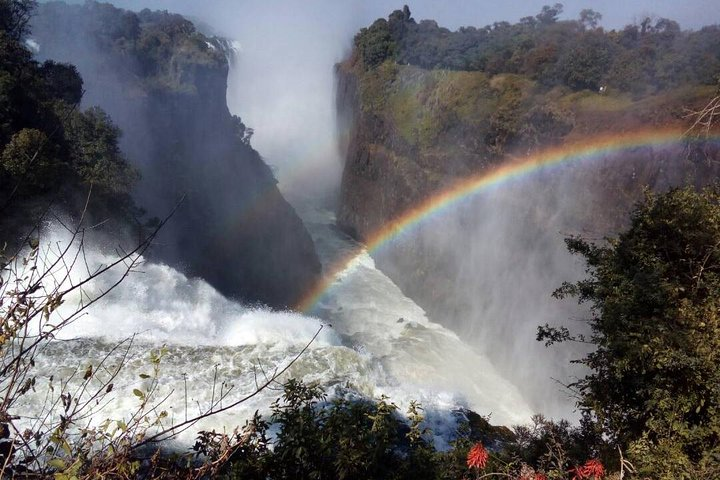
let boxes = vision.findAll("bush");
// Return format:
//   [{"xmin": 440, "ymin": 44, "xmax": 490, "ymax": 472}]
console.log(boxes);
[
  {"xmin": 1, "ymin": 127, "xmax": 60, "ymax": 189},
  {"xmin": 354, "ymin": 19, "xmax": 396, "ymax": 69},
  {"xmin": 541, "ymin": 185, "xmax": 720, "ymax": 475}
]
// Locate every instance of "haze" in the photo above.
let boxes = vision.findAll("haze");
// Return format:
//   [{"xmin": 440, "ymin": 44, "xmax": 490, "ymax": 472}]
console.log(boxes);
[{"xmin": 96, "ymin": 0, "xmax": 719, "ymax": 198}]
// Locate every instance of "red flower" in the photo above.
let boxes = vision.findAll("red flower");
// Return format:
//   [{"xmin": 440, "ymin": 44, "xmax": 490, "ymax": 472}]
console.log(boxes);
[
  {"xmin": 466, "ymin": 442, "xmax": 489, "ymax": 469},
  {"xmin": 570, "ymin": 459, "xmax": 605, "ymax": 479},
  {"xmin": 533, "ymin": 475, "xmax": 547, "ymax": 480}
]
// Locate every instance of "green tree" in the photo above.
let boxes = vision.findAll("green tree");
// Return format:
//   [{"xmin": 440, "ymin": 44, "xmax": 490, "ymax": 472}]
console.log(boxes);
[
  {"xmin": 555, "ymin": 30, "xmax": 613, "ymax": 90},
  {"xmin": 354, "ymin": 18, "xmax": 396, "ymax": 69},
  {"xmin": 62, "ymin": 106, "xmax": 138, "ymax": 194},
  {"xmin": 579, "ymin": 9, "xmax": 603, "ymax": 29},
  {"xmin": 38, "ymin": 60, "xmax": 83, "ymax": 105},
  {"xmin": 0, "ymin": 0, "xmax": 37, "ymax": 41},
  {"xmin": 541, "ymin": 186, "xmax": 720, "ymax": 476},
  {"xmin": 1, "ymin": 127, "xmax": 59, "ymax": 189}
]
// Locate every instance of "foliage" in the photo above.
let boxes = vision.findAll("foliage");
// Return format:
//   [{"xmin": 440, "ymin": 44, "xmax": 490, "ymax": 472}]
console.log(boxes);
[
  {"xmin": 38, "ymin": 60, "xmax": 83, "ymax": 105},
  {"xmin": 542, "ymin": 186, "xmax": 720, "ymax": 476},
  {"xmin": 0, "ymin": 1, "xmax": 138, "ymax": 205},
  {"xmin": 354, "ymin": 4, "xmax": 720, "ymax": 94},
  {"xmin": 62, "ymin": 106, "xmax": 138, "ymax": 194},
  {"xmin": 190, "ymin": 380, "xmax": 634, "ymax": 480},
  {"xmin": 206, "ymin": 381, "xmax": 439, "ymax": 479},
  {"xmin": 0, "ymin": 0, "xmax": 36, "ymax": 41},
  {"xmin": 553, "ymin": 30, "xmax": 614, "ymax": 91},
  {"xmin": 1, "ymin": 127, "xmax": 59, "ymax": 189},
  {"xmin": 354, "ymin": 19, "xmax": 396, "ymax": 69}
]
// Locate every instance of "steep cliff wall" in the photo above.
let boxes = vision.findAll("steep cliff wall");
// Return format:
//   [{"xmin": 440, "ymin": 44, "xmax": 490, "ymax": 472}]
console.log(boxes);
[
  {"xmin": 337, "ymin": 58, "xmax": 719, "ymax": 242},
  {"xmin": 336, "ymin": 12, "xmax": 720, "ymax": 400},
  {"xmin": 31, "ymin": 2, "xmax": 320, "ymax": 308}
]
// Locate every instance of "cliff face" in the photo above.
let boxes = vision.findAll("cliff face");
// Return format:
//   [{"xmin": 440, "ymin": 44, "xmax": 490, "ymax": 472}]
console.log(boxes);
[
  {"xmin": 338, "ymin": 7, "xmax": 720, "ymax": 247},
  {"xmin": 335, "ymin": 16, "xmax": 720, "ymax": 372},
  {"xmin": 337, "ymin": 58, "xmax": 719, "ymax": 242},
  {"xmin": 337, "ymin": 30, "xmax": 720, "ymax": 411},
  {"xmin": 32, "ymin": 2, "xmax": 320, "ymax": 308}
]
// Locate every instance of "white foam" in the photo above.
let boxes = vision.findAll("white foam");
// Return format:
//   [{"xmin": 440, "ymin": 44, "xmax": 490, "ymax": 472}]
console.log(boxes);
[
  {"xmin": 25, "ymin": 38, "xmax": 40, "ymax": 53},
  {"xmin": 6, "ymin": 219, "xmax": 533, "ymax": 450}
]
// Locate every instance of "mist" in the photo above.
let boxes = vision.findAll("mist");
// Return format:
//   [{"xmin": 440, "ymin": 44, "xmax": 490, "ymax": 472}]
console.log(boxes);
[
  {"xmin": 105, "ymin": 0, "xmax": 719, "ymax": 200},
  {"xmin": 30, "ymin": 0, "xmax": 720, "ymax": 419},
  {"xmin": 31, "ymin": 2, "xmax": 322, "ymax": 308}
]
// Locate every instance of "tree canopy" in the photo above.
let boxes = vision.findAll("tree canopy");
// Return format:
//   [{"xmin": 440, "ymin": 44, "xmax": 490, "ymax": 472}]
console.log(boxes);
[
  {"xmin": 0, "ymin": 0, "xmax": 137, "ymax": 205},
  {"xmin": 353, "ymin": 3, "xmax": 720, "ymax": 94},
  {"xmin": 542, "ymin": 186, "xmax": 720, "ymax": 477}
]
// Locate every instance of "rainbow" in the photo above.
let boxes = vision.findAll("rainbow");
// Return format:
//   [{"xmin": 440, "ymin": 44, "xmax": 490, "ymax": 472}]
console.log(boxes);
[{"xmin": 295, "ymin": 127, "xmax": 720, "ymax": 312}]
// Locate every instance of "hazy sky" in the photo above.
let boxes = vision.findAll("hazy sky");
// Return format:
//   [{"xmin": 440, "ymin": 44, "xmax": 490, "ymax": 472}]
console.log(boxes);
[{"xmin": 109, "ymin": 1, "xmax": 720, "ymax": 35}]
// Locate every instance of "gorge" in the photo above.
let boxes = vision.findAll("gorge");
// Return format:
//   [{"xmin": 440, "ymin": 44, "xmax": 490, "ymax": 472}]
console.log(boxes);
[{"xmin": 2, "ymin": 1, "xmax": 720, "ymax": 477}]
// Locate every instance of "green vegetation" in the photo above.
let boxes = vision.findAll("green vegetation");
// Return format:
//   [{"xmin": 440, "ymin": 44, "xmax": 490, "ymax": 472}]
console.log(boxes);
[
  {"xmin": 354, "ymin": 4, "xmax": 720, "ymax": 94},
  {"xmin": 33, "ymin": 1, "xmax": 227, "ymax": 93},
  {"xmin": 347, "ymin": 4, "xmax": 719, "ymax": 163},
  {"xmin": 199, "ymin": 380, "xmax": 605, "ymax": 480},
  {"xmin": 4, "ymin": 0, "xmax": 720, "ymax": 478},
  {"xmin": 0, "ymin": 0, "xmax": 136, "ymax": 209},
  {"xmin": 540, "ymin": 186, "xmax": 720, "ymax": 478}
]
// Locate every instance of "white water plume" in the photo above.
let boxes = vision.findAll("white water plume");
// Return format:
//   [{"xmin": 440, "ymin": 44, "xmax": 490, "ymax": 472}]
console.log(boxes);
[{"xmin": 8, "ymin": 220, "xmax": 533, "ymax": 449}]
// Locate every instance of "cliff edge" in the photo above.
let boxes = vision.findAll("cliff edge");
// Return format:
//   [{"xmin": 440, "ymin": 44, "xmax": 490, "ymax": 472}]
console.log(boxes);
[{"xmin": 32, "ymin": 1, "xmax": 321, "ymax": 308}]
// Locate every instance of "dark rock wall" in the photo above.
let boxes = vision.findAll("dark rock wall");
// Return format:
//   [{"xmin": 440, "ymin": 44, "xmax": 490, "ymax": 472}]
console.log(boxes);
[{"xmin": 32, "ymin": 2, "xmax": 320, "ymax": 308}]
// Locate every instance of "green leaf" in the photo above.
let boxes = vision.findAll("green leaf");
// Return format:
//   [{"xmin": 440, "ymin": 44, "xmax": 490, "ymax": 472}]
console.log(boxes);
[
  {"xmin": 48, "ymin": 458, "xmax": 66, "ymax": 470},
  {"xmin": 133, "ymin": 388, "xmax": 145, "ymax": 400}
]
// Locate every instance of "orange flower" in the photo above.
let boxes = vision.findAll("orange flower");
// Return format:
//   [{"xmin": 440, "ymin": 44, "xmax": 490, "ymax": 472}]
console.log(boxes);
[
  {"xmin": 570, "ymin": 459, "xmax": 605, "ymax": 479},
  {"xmin": 466, "ymin": 442, "xmax": 489, "ymax": 469}
]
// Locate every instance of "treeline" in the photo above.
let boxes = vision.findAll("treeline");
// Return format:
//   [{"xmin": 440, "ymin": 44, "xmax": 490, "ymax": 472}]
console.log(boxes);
[
  {"xmin": 354, "ymin": 4, "xmax": 720, "ymax": 94},
  {"xmin": 0, "ymin": 0, "xmax": 135, "ymax": 210},
  {"xmin": 33, "ymin": 1, "xmax": 227, "ymax": 93}
]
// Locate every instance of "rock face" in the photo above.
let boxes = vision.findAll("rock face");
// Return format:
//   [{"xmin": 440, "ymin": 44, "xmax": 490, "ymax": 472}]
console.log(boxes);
[
  {"xmin": 32, "ymin": 2, "xmax": 320, "ymax": 308},
  {"xmin": 337, "ymin": 59, "xmax": 720, "ymax": 244},
  {"xmin": 335, "ymin": 19, "xmax": 720, "ymax": 411}
]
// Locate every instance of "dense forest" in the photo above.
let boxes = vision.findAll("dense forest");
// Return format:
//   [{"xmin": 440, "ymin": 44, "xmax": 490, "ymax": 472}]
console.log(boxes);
[
  {"xmin": 0, "ymin": 0, "xmax": 138, "ymax": 234},
  {"xmin": 354, "ymin": 4, "xmax": 720, "ymax": 94}
]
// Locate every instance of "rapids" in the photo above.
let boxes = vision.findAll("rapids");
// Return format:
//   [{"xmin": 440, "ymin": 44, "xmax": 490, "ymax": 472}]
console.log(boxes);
[
  {"xmin": 17, "ymin": 212, "xmax": 533, "ymax": 448},
  {"xmin": 14, "ymin": 26, "xmax": 538, "ymax": 450}
]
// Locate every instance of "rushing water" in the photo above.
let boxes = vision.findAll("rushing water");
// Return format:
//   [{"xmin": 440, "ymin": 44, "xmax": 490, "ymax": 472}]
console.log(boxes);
[
  {"xmin": 14, "ymin": 30, "xmax": 538, "ymax": 449},
  {"xmin": 17, "ymin": 209, "xmax": 533, "ymax": 449}
]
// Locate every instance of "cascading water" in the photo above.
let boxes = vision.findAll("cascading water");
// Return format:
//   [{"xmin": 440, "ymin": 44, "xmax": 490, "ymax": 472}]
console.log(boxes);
[
  {"xmin": 16, "ymin": 211, "xmax": 533, "ymax": 449},
  {"xmin": 14, "ymin": 8, "xmax": 549, "ymax": 448}
]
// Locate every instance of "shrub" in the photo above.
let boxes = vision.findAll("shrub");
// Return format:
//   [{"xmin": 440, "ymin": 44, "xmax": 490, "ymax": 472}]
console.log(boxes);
[{"xmin": 541, "ymin": 186, "xmax": 720, "ymax": 475}]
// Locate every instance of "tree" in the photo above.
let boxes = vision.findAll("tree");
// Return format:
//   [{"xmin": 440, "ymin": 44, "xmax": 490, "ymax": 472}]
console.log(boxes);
[
  {"xmin": 38, "ymin": 60, "xmax": 83, "ymax": 105},
  {"xmin": 0, "ymin": 0, "xmax": 37, "ymax": 41},
  {"xmin": 1, "ymin": 127, "xmax": 59, "ymax": 189},
  {"xmin": 354, "ymin": 18, "xmax": 396, "ymax": 69},
  {"xmin": 540, "ymin": 186, "xmax": 720, "ymax": 476},
  {"xmin": 555, "ymin": 30, "xmax": 613, "ymax": 90},
  {"xmin": 63, "ymin": 106, "xmax": 138, "ymax": 194},
  {"xmin": 536, "ymin": 3, "xmax": 564, "ymax": 25},
  {"xmin": 579, "ymin": 9, "xmax": 602, "ymax": 30}
]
